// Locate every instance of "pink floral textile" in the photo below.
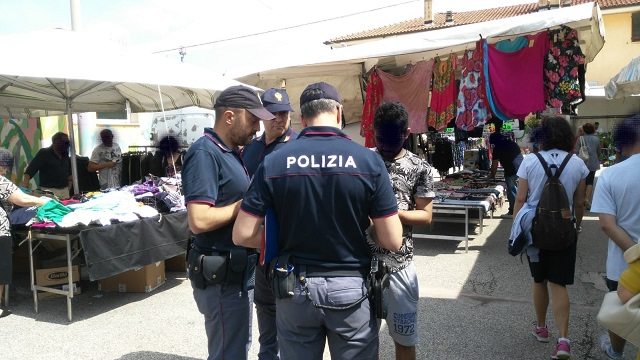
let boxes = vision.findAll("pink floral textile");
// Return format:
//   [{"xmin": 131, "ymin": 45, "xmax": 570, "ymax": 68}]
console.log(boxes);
[{"xmin": 544, "ymin": 26, "xmax": 585, "ymax": 108}]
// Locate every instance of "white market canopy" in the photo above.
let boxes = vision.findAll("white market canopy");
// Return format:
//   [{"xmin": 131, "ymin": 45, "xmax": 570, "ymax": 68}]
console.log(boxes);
[
  {"xmin": 0, "ymin": 28, "xmax": 252, "ymax": 193},
  {"xmin": 234, "ymin": 2, "xmax": 605, "ymax": 126},
  {"xmin": 0, "ymin": 28, "xmax": 247, "ymax": 119}
]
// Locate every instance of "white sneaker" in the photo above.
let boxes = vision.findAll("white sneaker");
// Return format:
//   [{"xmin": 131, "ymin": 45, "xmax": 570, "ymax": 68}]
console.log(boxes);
[{"xmin": 600, "ymin": 333, "xmax": 623, "ymax": 359}]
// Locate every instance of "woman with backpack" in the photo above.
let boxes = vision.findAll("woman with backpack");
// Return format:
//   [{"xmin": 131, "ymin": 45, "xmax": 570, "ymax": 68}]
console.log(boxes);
[
  {"xmin": 513, "ymin": 116, "xmax": 588, "ymax": 359},
  {"xmin": 573, "ymin": 122, "xmax": 601, "ymax": 209}
]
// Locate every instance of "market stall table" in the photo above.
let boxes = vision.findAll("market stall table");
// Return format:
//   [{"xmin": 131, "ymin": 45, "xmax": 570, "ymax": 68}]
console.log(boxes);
[
  {"xmin": 27, "ymin": 211, "xmax": 190, "ymax": 322},
  {"xmin": 414, "ymin": 173, "xmax": 504, "ymax": 252}
]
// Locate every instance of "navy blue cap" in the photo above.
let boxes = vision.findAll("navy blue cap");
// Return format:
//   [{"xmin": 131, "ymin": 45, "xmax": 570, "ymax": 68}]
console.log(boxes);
[
  {"xmin": 300, "ymin": 82, "xmax": 342, "ymax": 106},
  {"xmin": 261, "ymin": 88, "xmax": 294, "ymax": 115},
  {"xmin": 214, "ymin": 85, "xmax": 275, "ymax": 120}
]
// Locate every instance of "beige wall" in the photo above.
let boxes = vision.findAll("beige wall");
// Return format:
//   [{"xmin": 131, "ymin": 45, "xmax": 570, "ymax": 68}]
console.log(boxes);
[{"xmin": 588, "ymin": 12, "xmax": 640, "ymax": 86}]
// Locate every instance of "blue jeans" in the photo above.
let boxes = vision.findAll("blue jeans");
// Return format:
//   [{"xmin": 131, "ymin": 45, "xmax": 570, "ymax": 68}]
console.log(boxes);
[{"xmin": 505, "ymin": 175, "xmax": 518, "ymax": 215}]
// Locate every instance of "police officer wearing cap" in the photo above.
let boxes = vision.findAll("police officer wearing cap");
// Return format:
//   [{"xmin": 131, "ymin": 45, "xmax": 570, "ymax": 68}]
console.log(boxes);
[
  {"xmin": 233, "ymin": 82, "xmax": 403, "ymax": 359},
  {"xmin": 243, "ymin": 88, "xmax": 298, "ymax": 178},
  {"xmin": 182, "ymin": 85, "xmax": 274, "ymax": 360},
  {"xmin": 241, "ymin": 87, "xmax": 297, "ymax": 360}
]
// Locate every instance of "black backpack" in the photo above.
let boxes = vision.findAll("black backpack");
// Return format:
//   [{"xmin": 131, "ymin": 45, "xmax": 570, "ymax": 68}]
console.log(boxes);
[{"xmin": 530, "ymin": 153, "xmax": 577, "ymax": 251}]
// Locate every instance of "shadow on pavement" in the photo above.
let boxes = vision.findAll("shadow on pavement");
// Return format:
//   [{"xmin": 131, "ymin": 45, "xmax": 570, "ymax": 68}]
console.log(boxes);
[
  {"xmin": 5, "ymin": 271, "xmax": 188, "ymax": 324},
  {"xmin": 117, "ymin": 351, "xmax": 200, "ymax": 360}
]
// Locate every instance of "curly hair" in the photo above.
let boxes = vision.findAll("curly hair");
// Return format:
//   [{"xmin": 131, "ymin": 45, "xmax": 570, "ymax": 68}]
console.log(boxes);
[
  {"xmin": 373, "ymin": 102, "xmax": 409, "ymax": 132},
  {"xmin": 159, "ymin": 135, "xmax": 180, "ymax": 155},
  {"xmin": 528, "ymin": 116, "xmax": 574, "ymax": 152}
]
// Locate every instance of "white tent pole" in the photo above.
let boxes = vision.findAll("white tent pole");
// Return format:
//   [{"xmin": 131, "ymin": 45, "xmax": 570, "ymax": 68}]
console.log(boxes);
[{"xmin": 65, "ymin": 80, "xmax": 79, "ymax": 195}]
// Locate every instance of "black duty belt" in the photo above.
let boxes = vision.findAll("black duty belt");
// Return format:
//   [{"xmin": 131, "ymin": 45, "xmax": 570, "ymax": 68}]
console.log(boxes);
[
  {"xmin": 192, "ymin": 243, "xmax": 257, "ymax": 256},
  {"xmin": 302, "ymin": 265, "xmax": 369, "ymax": 278}
]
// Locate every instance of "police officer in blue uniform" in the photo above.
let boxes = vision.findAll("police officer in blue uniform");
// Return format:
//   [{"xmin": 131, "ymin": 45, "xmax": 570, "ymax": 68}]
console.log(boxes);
[
  {"xmin": 233, "ymin": 82, "xmax": 403, "ymax": 359},
  {"xmin": 241, "ymin": 87, "xmax": 297, "ymax": 360},
  {"xmin": 243, "ymin": 88, "xmax": 298, "ymax": 177},
  {"xmin": 182, "ymin": 85, "xmax": 274, "ymax": 360}
]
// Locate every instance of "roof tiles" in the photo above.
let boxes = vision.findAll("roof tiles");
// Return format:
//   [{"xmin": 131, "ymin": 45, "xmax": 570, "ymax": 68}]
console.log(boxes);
[{"xmin": 326, "ymin": 0, "xmax": 640, "ymax": 44}]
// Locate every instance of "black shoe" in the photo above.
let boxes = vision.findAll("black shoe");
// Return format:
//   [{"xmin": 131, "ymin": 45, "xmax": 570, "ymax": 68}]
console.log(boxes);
[{"xmin": 0, "ymin": 308, "xmax": 11, "ymax": 318}]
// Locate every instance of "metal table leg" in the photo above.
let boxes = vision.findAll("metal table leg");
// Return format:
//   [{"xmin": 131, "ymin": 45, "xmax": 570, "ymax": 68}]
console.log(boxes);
[{"xmin": 29, "ymin": 231, "xmax": 77, "ymax": 322}]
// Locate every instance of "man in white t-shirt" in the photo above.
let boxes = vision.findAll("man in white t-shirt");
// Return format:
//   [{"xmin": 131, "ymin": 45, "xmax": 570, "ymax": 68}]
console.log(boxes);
[
  {"xmin": 591, "ymin": 114, "xmax": 640, "ymax": 359},
  {"xmin": 88, "ymin": 129, "xmax": 122, "ymax": 190}
]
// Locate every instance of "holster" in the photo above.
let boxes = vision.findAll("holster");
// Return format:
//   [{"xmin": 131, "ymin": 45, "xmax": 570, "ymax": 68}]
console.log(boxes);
[
  {"xmin": 369, "ymin": 259, "xmax": 391, "ymax": 319},
  {"xmin": 187, "ymin": 241, "xmax": 206, "ymax": 290},
  {"xmin": 269, "ymin": 254, "xmax": 295, "ymax": 299},
  {"xmin": 227, "ymin": 249, "xmax": 257, "ymax": 292}
]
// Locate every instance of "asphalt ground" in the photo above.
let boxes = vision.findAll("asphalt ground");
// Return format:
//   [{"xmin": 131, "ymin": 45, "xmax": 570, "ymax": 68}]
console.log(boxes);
[{"xmin": 2, "ymin": 196, "xmax": 638, "ymax": 359}]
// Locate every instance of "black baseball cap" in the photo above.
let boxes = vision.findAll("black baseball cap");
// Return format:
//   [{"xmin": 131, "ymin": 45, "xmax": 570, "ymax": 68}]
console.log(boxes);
[
  {"xmin": 261, "ymin": 88, "xmax": 294, "ymax": 114},
  {"xmin": 214, "ymin": 85, "xmax": 275, "ymax": 120},
  {"xmin": 299, "ymin": 82, "xmax": 342, "ymax": 106}
]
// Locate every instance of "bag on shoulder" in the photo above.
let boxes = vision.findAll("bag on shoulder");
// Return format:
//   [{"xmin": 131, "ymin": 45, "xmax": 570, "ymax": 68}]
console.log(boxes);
[
  {"xmin": 597, "ymin": 291, "xmax": 640, "ymax": 347},
  {"xmin": 530, "ymin": 153, "xmax": 577, "ymax": 251},
  {"xmin": 578, "ymin": 136, "xmax": 589, "ymax": 162}
]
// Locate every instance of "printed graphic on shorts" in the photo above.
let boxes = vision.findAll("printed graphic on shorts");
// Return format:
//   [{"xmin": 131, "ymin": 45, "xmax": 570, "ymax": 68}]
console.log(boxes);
[{"xmin": 392, "ymin": 311, "xmax": 417, "ymax": 336}]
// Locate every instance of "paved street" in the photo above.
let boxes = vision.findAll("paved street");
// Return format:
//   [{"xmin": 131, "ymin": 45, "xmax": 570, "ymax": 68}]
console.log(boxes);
[{"xmin": 1, "ymin": 205, "xmax": 638, "ymax": 359}]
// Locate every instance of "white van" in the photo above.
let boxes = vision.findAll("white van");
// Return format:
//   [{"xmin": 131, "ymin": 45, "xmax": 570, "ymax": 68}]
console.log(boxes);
[
  {"xmin": 150, "ymin": 112, "xmax": 214, "ymax": 147},
  {"xmin": 149, "ymin": 106, "xmax": 265, "ymax": 148}
]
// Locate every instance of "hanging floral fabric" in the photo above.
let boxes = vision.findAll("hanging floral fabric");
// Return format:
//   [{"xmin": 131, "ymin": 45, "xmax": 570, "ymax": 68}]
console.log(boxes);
[
  {"xmin": 544, "ymin": 26, "xmax": 586, "ymax": 109},
  {"xmin": 360, "ymin": 70, "xmax": 384, "ymax": 148},
  {"xmin": 456, "ymin": 45, "xmax": 492, "ymax": 131},
  {"xmin": 377, "ymin": 59, "xmax": 436, "ymax": 134},
  {"xmin": 485, "ymin": 31, "xmax": 550, "ymax": 120},
  {"xmin": 428, "ymin": 53, "xmax": 458, "ymax": 131}
]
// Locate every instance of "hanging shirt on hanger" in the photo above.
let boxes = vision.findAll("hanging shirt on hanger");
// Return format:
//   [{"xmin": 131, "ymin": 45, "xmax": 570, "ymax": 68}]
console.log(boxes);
[
  {"xmin": 377, "ymin": 59, "xmax": 436, "ymax": 134},
  {"xmin": 428, "ymin": 53, "xmax": 458, "ymax": 131}
]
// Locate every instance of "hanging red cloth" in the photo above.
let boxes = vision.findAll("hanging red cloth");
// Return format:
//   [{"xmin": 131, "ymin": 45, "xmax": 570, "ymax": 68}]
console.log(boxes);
[
  {"xmin": 360, "ymin": 70, "xmax": 383, "ymax": 148},
  {"xmin": 428, "ymin": 53, "xmax": 458, "ymax": 131},
  {"xmin": 377, "ymin": 59, "xmax": 435, "ymax": 134}
]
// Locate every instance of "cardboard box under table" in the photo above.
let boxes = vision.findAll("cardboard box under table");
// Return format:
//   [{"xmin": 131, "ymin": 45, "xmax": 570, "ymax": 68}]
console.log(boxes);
[
  {"xmin": 99, "ymin": 261, "xmax": 166, "ymax": 293},
  {"xmin": 35, "ymin": 265, "xmax": 81, "ymax": 300}
]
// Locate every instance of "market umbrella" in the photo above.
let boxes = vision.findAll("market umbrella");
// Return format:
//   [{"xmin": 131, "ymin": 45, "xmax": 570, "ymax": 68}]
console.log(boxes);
[
  {"xmin": 604, "ymin": 56, "xmax": 640, "ymax": 99},
  {"xmin": 0, "ymin": 28, "xmax": 252, "ymax": 193}
]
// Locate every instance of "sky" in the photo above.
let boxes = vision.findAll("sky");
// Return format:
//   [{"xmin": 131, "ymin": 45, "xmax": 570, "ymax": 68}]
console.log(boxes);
[{"xmin": 0, "ymin": 0, "xmax": 536, "ymax": 75}]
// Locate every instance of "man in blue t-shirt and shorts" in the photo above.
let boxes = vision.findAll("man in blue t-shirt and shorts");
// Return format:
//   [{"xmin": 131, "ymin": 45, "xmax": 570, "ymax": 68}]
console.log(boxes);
[
  {"xmin": 370, "ymin": 102, "xmax": 434, "ymax": 360},
  {"xmin": 182, "ymin": 85, "xmax": 274, "ymax": 360},
  {"xmin": 233, "ymin": 82, "xmax": 403, "ymax": 359}
]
